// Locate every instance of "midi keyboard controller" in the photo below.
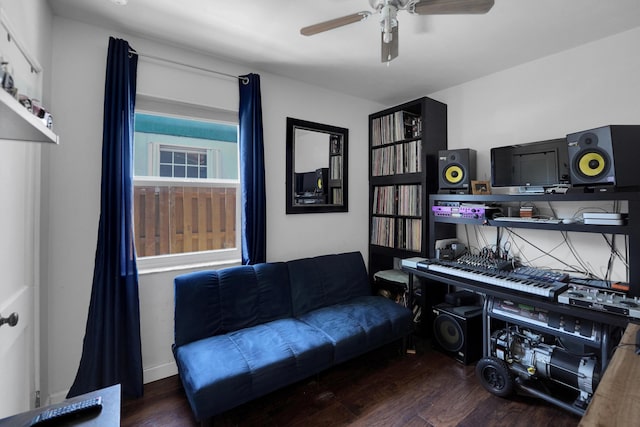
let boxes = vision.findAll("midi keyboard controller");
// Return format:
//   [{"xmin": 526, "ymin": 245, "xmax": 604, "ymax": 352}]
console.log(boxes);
[{"xmin": 409, "ymin": 256, "xmax": 569, "ymax": 300}]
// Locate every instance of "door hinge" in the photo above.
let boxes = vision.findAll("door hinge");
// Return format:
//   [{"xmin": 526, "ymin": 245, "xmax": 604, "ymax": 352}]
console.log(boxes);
[{"xmin": 34, "ymin": 390, "xmax": 41, "ymax": 408}]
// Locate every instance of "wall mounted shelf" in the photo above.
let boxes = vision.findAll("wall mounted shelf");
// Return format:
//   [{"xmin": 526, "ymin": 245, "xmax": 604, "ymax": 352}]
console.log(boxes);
[{"xmin": 0, "ymin": 88, "xmax": 59, "ymax": 144}]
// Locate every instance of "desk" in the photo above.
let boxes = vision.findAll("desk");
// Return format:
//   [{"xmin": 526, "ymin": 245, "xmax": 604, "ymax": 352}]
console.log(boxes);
[
  {"xmin": 0, "ymin": 384, "xmax": 120, "ymax": 427},
  {"xmin": 580, "ymin": 323, "xmax": 640, "ymax": 427}
]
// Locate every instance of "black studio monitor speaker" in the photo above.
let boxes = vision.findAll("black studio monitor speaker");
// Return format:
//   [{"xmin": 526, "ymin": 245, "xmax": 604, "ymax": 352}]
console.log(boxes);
[
  {"xmin": 438, "ymin": 149, "xmax": 477, "ymax": 193},
  {"xmin": 315, "ymin": 168, "xmax": 329, "ymax": 194},
  {"xmin": 567, "ymin": 125, "xmax": 640, "ymax": 189},
  {"xmin": 432, "ymin": 303, "xmax": 483, "ymax": 365}
]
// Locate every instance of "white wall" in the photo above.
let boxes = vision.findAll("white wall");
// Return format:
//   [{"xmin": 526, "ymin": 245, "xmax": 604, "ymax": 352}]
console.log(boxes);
[
  {"xmin": 45, "ymin": 16, "xmax": 382, "ymax": 401},
  {"xmin": 430, "ymin": 27, "xmax": 640, "ymax": 281}
]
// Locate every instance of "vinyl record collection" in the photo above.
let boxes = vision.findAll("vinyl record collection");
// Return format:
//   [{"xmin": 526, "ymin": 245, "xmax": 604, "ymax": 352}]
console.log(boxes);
[
  {"xmin": 371, "ymin": 184, "xmax": 422, "ymax": 250},
  {"xmin": 372, "ymin": 140, "xmax": 422, "ymax": 176},
  {"xmin": 371, "ymin": 110, "xmax": 422, "ymax": 146}
]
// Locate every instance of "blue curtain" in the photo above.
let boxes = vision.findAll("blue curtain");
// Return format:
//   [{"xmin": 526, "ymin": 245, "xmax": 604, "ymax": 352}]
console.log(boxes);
[
  {"xmin": 68, "ymin": 37, "xmax": 143, "ymax": 398},
  {"xmin": 238, "ymin": 74, "xmax": 266, "ymax": 264}
]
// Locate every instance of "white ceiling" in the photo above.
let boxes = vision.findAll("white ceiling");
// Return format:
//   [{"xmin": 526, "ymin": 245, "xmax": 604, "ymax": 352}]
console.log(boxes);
[{"xmin": 47, "ymin": 0, "xmax": 640, "ymax": 105}]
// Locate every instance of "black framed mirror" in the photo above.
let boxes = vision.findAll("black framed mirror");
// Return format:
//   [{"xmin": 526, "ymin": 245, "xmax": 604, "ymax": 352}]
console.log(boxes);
[{"xmin": 286, "ymin": 117, "xmax": 348, "ymax": 214}]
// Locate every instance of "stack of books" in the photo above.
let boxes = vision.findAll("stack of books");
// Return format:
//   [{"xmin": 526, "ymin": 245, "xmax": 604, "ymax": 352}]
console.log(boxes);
[{"xmin": 519, "ymin": 206, "xmax": 534, "ymax": 218}]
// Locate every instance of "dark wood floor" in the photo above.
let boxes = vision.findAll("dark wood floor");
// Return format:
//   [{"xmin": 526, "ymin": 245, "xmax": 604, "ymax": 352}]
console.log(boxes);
[{"xmin": 121, "ymin": 338, "xmax": 580, "ymax": 427}]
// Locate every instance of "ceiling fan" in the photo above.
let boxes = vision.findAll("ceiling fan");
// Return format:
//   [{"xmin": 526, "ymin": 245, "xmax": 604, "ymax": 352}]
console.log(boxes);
[{"xmin": 300, "ymin": 0, "xmax": 495, "ymax": 63}]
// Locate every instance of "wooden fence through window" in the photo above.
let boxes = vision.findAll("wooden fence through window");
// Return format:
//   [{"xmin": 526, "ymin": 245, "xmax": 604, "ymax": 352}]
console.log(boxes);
[{"xmin": 134, "ymin": 185, "xmax": 236, "ymax": 257}]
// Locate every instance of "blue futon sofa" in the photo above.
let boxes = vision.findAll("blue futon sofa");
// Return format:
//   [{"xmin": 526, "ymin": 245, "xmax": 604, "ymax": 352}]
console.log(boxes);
[{"xmin": 172, "ymin": 251, "xmax": 413, "ymax": 422}]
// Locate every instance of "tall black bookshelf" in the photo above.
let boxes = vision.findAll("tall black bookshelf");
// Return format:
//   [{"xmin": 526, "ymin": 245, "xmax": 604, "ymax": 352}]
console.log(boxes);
[
  {"xmin": 328, "ymin": 134, "xmax": 343, "ymax": 204},
  {"xmin": 368, "ymin": 97, "xmax": 448, "ymax": 332}
]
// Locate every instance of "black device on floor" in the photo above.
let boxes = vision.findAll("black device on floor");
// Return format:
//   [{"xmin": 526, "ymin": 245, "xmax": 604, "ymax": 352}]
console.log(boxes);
[
  {"xmin": 444, "ymin": 290, "xmax": 478, "ymax": 306},
  {"xmin": 432, "ymin": 302, "xmax": 483, "ymax": 364}
]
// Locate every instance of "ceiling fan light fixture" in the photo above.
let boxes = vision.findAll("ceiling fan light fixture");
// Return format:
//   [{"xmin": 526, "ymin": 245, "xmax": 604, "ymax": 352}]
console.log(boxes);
[
  {"xmin": 380, "ymin": 3, "xmax": 398, "ymax": 44},
  {"xmin": 381, "ymin": 24, "xmax": 399, "ymax": 63}
]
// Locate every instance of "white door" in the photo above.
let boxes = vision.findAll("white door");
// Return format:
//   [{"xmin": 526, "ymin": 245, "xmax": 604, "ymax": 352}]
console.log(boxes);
[{"xmin": 0, "ymin": 140, "xmax": 39, "ymax": 418}]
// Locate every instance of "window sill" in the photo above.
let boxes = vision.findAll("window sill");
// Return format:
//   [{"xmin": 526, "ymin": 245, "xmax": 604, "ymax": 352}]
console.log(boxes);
[
  {"xmin": 137, "ymin": 250, "xmax": 242, "ymax": 275},
  {"xmin": 138, "ymin": 258, "xmax": 242, "ymax": 275}
]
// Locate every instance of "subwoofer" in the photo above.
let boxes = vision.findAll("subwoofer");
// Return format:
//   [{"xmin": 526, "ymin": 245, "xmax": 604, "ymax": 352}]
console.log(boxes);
[
  {"xmin": 438, "ymin": 149, "xmax": 477, "ymax": 193},
  {"xmin": 432, "ymin": 303, "xmax": 483, "ymax": 364},
  {"xmin": 567, "ymin": 125, "xmax": 640, "ymax": 188}
]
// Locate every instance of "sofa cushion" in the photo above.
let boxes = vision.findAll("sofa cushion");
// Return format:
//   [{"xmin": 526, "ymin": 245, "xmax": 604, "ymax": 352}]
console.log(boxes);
[
  {"xmin": 174, "ymin": 270, "xmax": 220, "ymax": 348},
  {"xmin": 349, "ymin": 295, "xmax": 415, "ymax": 337},
  {"xmin": 288, "ymin": 251, "xmax": 371, "ymax": 316},
  {"xmin": 297, "ymin": 295, "xmax": 413, "ymax": 363},
  {"xmin": 174, "ymin": 318, "xmax": 334, "ymax": 420},
  {"xmin": 218, "ymin": 263, "xmax": 292, "ymax": 331},
  {"xmin": 174, "ymin": 262, "xmax": 291, "ymax": 347}
]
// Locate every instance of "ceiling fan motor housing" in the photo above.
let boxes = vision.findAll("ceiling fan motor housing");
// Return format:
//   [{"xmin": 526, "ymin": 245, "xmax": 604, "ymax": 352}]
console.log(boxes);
[{"xmin": 369, "ymin": 0, "xmax": 414, "ymax": 10}]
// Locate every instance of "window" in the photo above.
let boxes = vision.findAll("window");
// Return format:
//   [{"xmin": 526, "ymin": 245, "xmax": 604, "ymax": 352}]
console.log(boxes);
[
  {"xmin": 133, "ymin": 106, "xmax": 240, "ymax": 271},
  {"xmin": 158, "ymin": 147, "xmax": 208, "ymax": 179},
  {"xmin": 151, "ymin": 143, "xmax": 221, "ymax": 179}
]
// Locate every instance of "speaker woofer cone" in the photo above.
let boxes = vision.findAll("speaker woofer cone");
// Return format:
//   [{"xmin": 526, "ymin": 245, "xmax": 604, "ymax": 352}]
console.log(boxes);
[
  {"xmin": 574, "ymin": 149, "xmax": 610, "ymax": 180},
  {"xmin": 434, "ymin": 313, "xmax": 464, "ymax": 352},
  {"xmin": 443, "ymin": 164, "xmax": 464, "ymax": 184}
]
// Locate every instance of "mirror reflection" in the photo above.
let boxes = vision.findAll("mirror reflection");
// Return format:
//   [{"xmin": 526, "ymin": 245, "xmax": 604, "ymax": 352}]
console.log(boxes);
[{"xmin": 286, "ymin": 117, "xmax": 348, "ymax": 214}]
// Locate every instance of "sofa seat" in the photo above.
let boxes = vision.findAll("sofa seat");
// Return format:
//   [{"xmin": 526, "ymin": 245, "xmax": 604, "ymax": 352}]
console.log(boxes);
[
  {"xmin": 297, "ymin": 296, "xmax": 412, "ymax": 363},
  {"xmin": 175, "ymin": 317, "xmax": 335, "ymax": 419}
]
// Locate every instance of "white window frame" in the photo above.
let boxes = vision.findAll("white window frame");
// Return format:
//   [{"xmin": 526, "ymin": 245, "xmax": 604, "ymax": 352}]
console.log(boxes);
[
  {"xmin": 134, "ymin": 94, "xmax": 241, "ymax": 273},
  {"xmin": 149, "ymin": 142, "xmax": 221, "ymax": 179}
]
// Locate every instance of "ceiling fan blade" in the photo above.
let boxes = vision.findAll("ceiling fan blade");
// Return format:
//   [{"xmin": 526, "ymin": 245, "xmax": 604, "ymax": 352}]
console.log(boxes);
[
  {"xmin": 413, "ymin": 0, "xmax": 494, "ymax": 15},
  {"xmin": 381, "ymin": 25, "xmax": 399, "ymax": 63},
  {"xmin": 300, "ymin": 11, "xmax": 371, "ymax": 36}
]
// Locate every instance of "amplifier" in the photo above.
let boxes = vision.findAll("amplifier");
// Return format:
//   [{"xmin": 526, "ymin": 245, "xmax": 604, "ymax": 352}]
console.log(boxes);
[
  {"xmin": 432, "ymin": 205, "xmax": 496, "ymax": 219},
  {"xmin": 557, "ymin": 286, "xmax": 640, "ymax": 319},
  {"xmin": 489, "ymin": 298, "xmax": 600, "ymax": 343}
]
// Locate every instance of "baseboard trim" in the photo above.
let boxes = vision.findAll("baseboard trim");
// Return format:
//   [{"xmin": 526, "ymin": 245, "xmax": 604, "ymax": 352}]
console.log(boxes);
[
  {"xmin": 143, "ymin": 361, "xmax": 178, "ymax": 384},
  {"xmin": 47, "ymin": 362, "xmax": 178, "ymax": 405}
]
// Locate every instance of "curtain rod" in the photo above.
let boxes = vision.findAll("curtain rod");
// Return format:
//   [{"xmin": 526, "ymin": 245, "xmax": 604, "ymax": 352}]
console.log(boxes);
[{"xmin": 129, "ymin": 50, "xmax": 249, "ymax": 85}]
